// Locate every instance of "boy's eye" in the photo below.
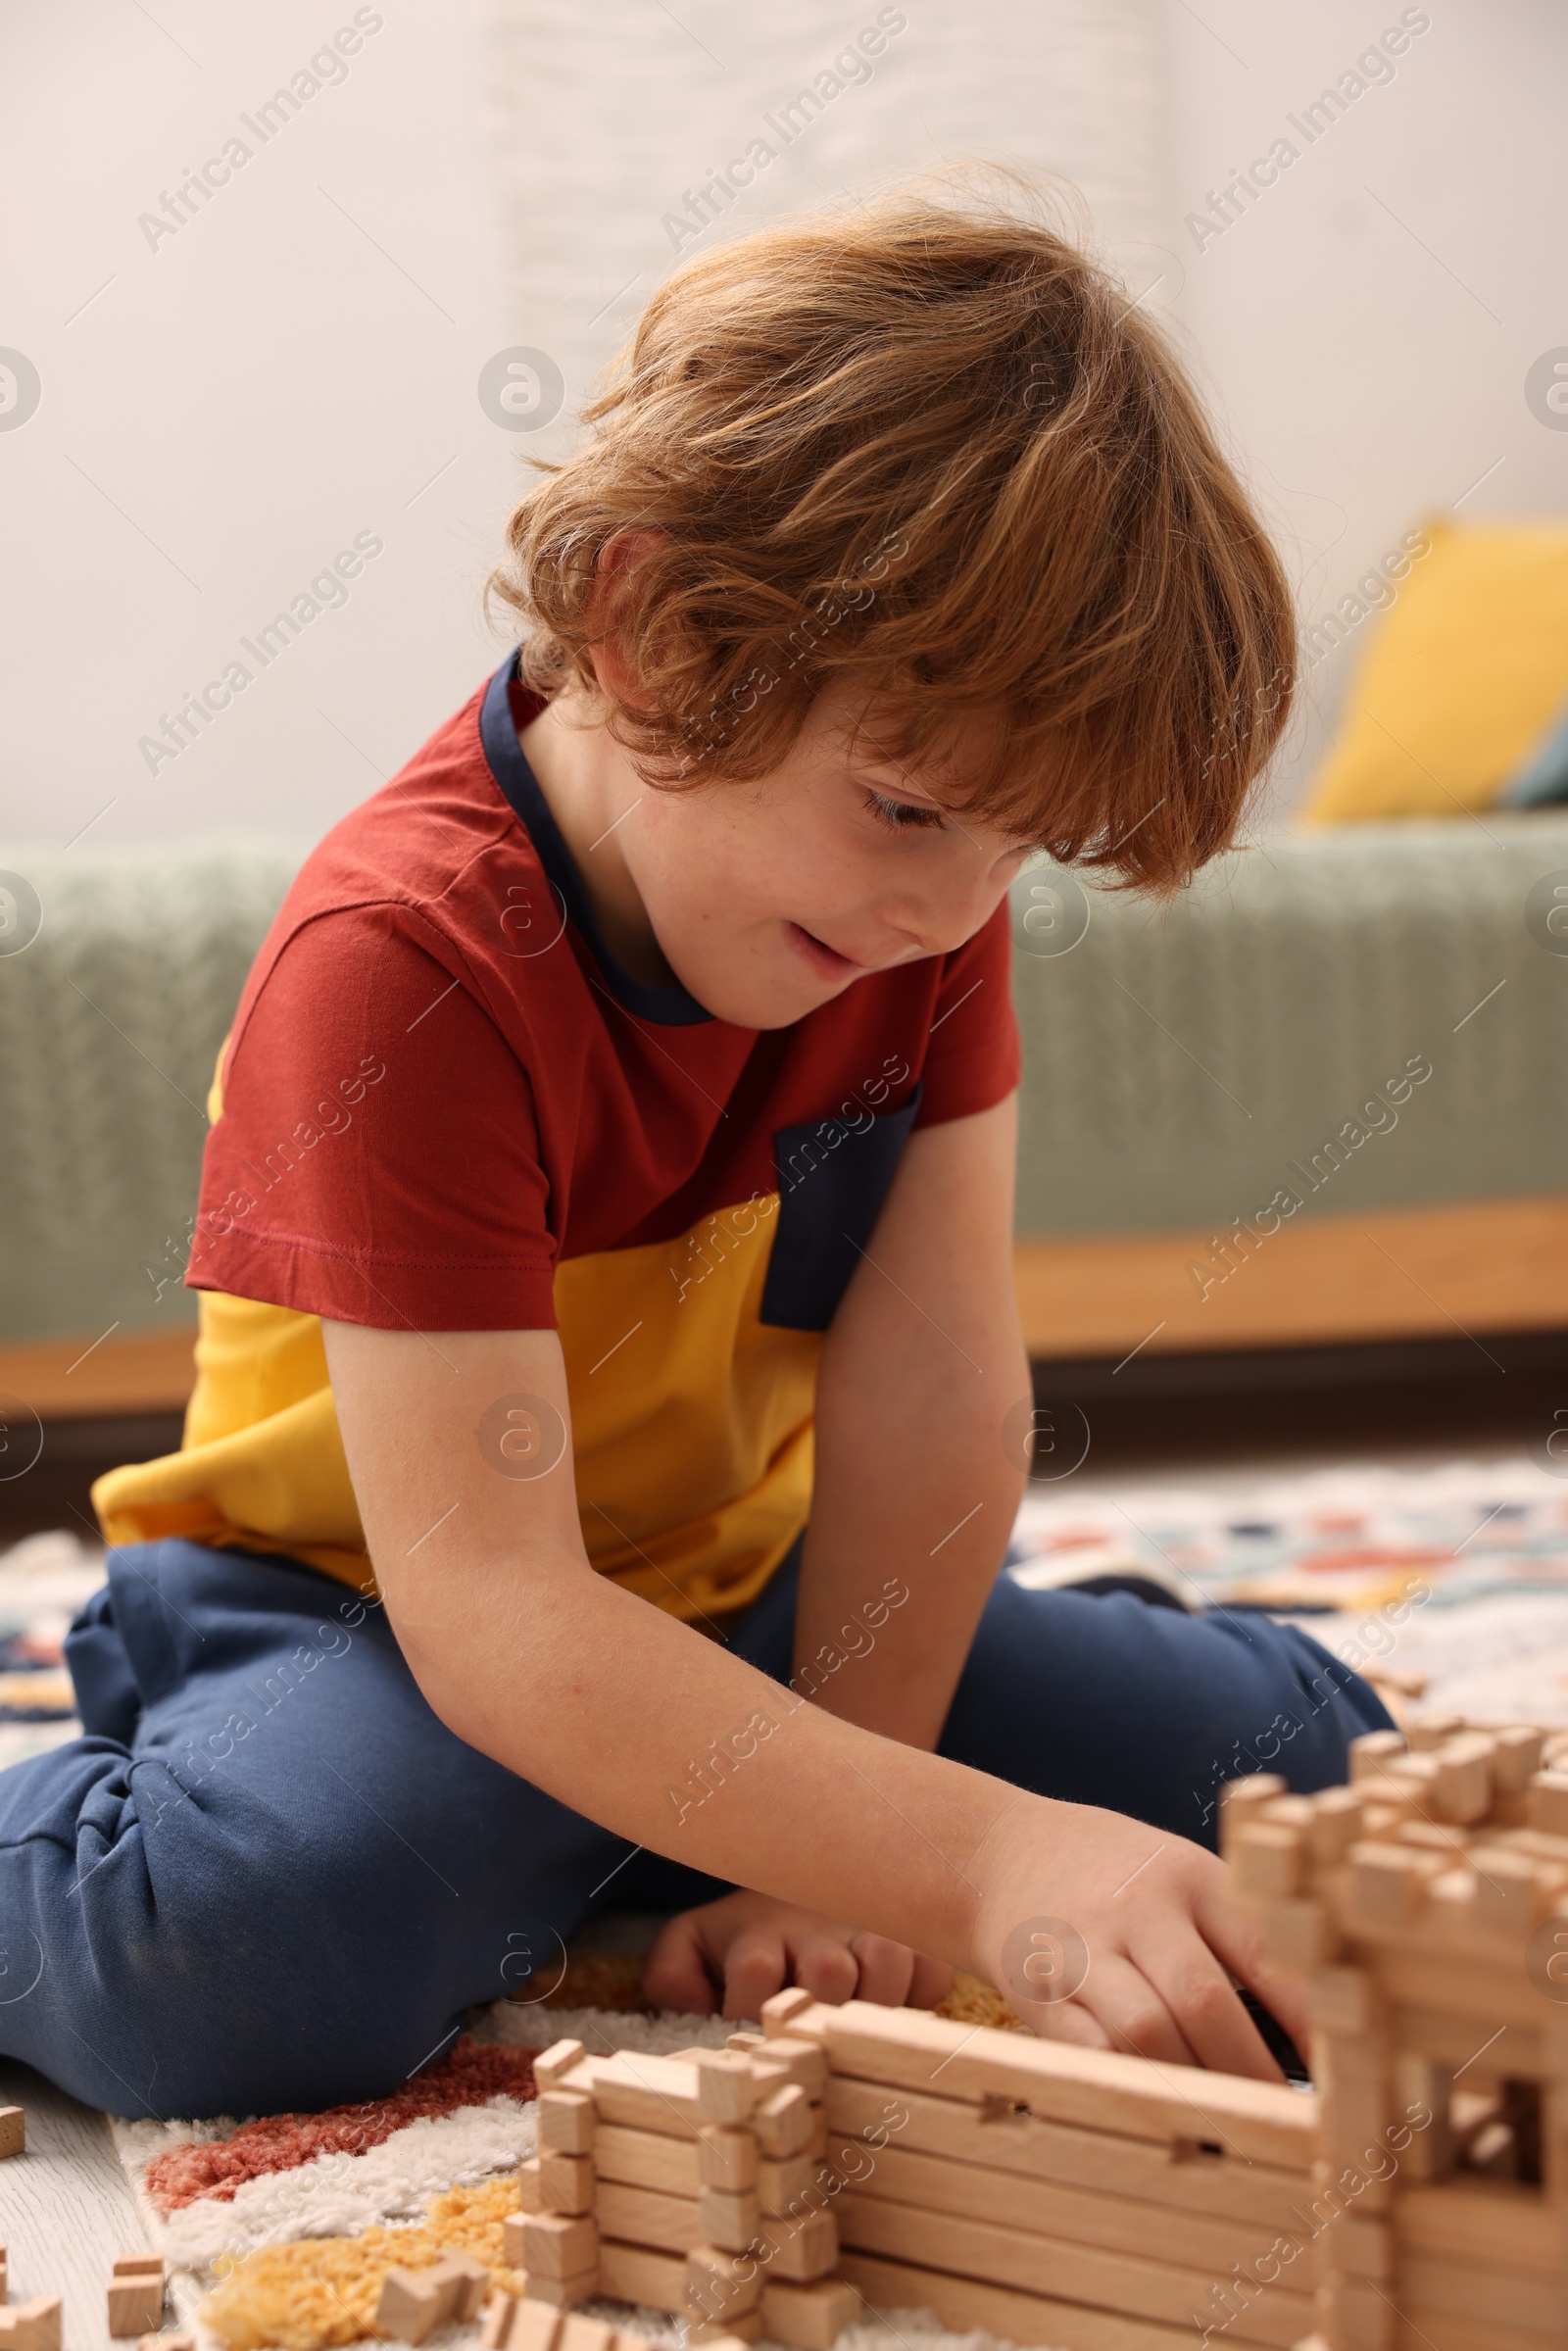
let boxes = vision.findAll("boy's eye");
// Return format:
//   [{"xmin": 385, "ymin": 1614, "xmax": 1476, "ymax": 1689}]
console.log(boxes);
[{"xmin": 864, "ymin": 789, "xmax": 944, "ymax": 833}]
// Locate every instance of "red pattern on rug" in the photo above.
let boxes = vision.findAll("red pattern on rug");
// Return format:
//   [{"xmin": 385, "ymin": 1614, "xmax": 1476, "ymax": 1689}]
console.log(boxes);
[{"xmin": 145, "ymin": 2034, "xmax": 540, "ymax": 2211}]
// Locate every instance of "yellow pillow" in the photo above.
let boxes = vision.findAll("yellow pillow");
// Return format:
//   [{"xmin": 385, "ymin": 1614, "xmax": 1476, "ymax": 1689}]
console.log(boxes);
[{"xmin": 1298, "ymin": 519, "xmax": 1568, "ymax": 823}]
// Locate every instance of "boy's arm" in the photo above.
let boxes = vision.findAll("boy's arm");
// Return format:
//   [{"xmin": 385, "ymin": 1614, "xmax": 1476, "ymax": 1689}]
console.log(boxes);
[
  {"xmin": 793, "ymin": 1092, "xmax": 1029, "ymax": 1748},
  {"xmin": 322, "ymin": 1312, "xmax": 1306, "ymax": 2078}
]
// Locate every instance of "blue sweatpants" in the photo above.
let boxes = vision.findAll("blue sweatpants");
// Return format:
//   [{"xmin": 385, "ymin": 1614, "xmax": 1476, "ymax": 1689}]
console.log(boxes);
[{"xmin": 0, "ymin": 1538, "xmax": 1389, "ymax": 2119}]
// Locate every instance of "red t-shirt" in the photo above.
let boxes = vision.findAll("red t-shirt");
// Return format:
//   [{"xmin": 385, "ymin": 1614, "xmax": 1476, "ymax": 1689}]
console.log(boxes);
[{"xmin": 97, "ymin": 654, "xmax": 1021, "ymax": 1619}]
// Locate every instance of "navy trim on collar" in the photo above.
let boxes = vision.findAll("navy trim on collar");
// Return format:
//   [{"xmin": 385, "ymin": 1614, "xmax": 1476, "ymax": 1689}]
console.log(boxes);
[{"xmin": 478, "ymin": 651, "xmax": 713, "ymax": 1028}]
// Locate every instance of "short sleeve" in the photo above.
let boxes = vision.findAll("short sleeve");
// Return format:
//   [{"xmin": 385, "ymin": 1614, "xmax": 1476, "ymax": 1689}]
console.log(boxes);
[
  {"xmin": 913, "ymin": 897, "xmax": 1021, "ymax": 1128},
  {"xmin": 187, "ymin": 905, "xmax": 559, "ymax": 1332}
]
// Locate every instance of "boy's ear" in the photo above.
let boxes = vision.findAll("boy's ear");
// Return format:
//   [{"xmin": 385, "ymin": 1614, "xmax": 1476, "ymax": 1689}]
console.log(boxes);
[{"xmin": 584, "ymin": 528, "xmax": 666, "ymax": 711}]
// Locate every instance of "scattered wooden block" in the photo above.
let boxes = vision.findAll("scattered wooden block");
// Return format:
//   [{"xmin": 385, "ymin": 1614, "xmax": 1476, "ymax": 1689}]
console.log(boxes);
[
  {"xmin": 0, "ymin": 2298, "xmax": 62, "ymax": 2351},
  {"xmin": 481, "ymin": 2295, "xmax": 560, "ymax": 2351},
  {"xmin": 1348, "ymin": 1732, "xmax": 1408, "ymax": 1782},
  {"xmin": 428, "ymin": 2251, "xmax": 489, "ymax": 2322},
  {"xmin": 539, "ymin": 2151, "xmax": 595, "ymax": 2216},
  {"xmin": 518, "ymin": 2213, "xmax": 599, "ymax": 2279},
  {"xmin": 698, "ymin": 2187, "xmax": 761, "ymax": 2251},
  {"xmin": 698, "ymin": 2126, "xmax": 759, "ymax": 2191},
  {"xmin": 760, "ymin": 2276, "xmax": 860, "ymax": 2350},
  {"xmin": 0, "ymin": 2111, "xmax": 22, "ymax": 2161},
  {"xmin": 533, "ymin": 2040, "xmax": 587, "ymax": 2093},
  {"xmin": 502, "ymin": 2212, "xmax": 528, "ymax": 2268},
  {"xmin": 375, "ymin": 2265, "xmax": 467, "ymax": 2346},
  {"xmin": 538, "ymin": 2090, "xmax": 595, "ymax": 2155},
  {"xmin": 108, "ymin": 2271, "xmax": 166, "ymax": 2338}
]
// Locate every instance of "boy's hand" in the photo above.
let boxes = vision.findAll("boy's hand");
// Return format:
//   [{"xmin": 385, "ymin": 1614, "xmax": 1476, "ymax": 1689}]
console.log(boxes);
[
  {"xmin": 643, "ymin": 1889, "xmax": 954, "ymax": 2020},
  {"xmin": 973, "ymin": 1796, "xmax": 1309, "ymax": 2082}
]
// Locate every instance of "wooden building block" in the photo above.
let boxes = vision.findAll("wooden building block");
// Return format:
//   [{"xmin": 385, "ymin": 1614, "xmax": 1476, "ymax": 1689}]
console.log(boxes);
[
  {"xmin": 596, "ymin": 2124, "xmax": 701, "ymax": 2196},
  {"xmin": 814, "ymin": 1999, "xmax": 1315, "ymax": 2170},
  {"xmin": 373, "ymin": 2269, "xmax": 451, "ymax": 2347},
  {"xmin": 1464, "ymin": 1847, "xmax": 1544, "ymax": 1935},
  {"xmin": 839, "ymin": 2248, "xmax": 1247, "ymax": 2351},
  {"xmin": 518, "ymin": 2214, "xmax": 598, "ymax": 2279},
  {"xmin": 835, "ymin": 2188, "xmax": 1311, "ymax": 2345},
  {"xmin": 826, "ymin": 2073, "xmax": 1310, "ymax": 2226},
  {"xmin": 821, "ymin": 2132, "xmax": 1287, "ymax": 2278},
  {"xmin": 112, "ymin": 2260, "xmax": 164, "ymax": 2279},
  {"xmin": 1431, "ymin": 1734, "xmax": 1495, "ymax": 1825},
  {"xmin": 752, "ymin": 2084, "xmax": 814, "ymax": 2159},
  {"xmin": 517, "ymin": 2159, "xmax": 546, "ymax": 2215},
  {"xmin": 538, "ymin": 2090, "xmax": 595, "ymax": 2155},
  {"xmin": 533, "ymin": 2039, "xmax": 586, "ymax": 2093},
  {"xmin": 427, "ymin": 2252, "xmax": 489, "ymax": 2322},
  {"xmin": 1309, "ymin": 1966, "xmax": 1380, "ymax": 2037},
  {"xmin": 1407, "ymin": 1715, "xmax": 1465, "ymax": 1752},
  {"xmin": 482, "ymin": 2298, "xmax": 561, "ymax": 2351},
  {"xmin": 503, "ymin": 2213, "xmax": 528, "ymax": 2267},
  {"xmin": 1232, "ymin": 1821, "xmax": 1305, "ymax": 1899},
  {"xmin": 1307, "ymin": 1787, "xmax": 1366, "ymax": 1865},
  {"xmin": 699, "ymin": 2188, "xmax": 762, "ymax": 2250},
  {"xmin": 760, "ymin": 1987, "xmax": 814, "ymax": 2034},
  {"xmin": 757, "ymin": 2211, "xmax": 837, "ymax": 2282},
  {"xmin": 1218, "ymin": 1773, "xmax": 1289, "ymax": 1856},
  {"xmin": 136, "ymin": 2334, "xmax": 193, "ymax": 2351},
  {"xmin": 1315, "ymin": 2276, "xmax": 1392, "ymax": 2350},
  {"xmin": 0, "ymin": 2111, "xmax": 22, "ymax": 2161},
  {"xmin": 685, "ymin": 2247, "xmax": 762, "ymax": 2325},
  {"xmin": 1396, "ymin": 2178, "xmax": 1559, "ymax": 2272},
  {"xmin": 741, "ymin": 2037, "xmax": 827, "ymax": 2099},
  {"xmin": 538, "ymin": 2151, "xmax": 594, "ymax": 2216},
  {"xmin": 759, "ymin": 2152, "xmax": 827, "ymax": 2216},
  {"xmin": 760, "ymin": 2277, "xmax": 860, "ymax": 2350},
  {"xmin": 1346, "ymin": 1842, "xmax": 1431, "ymax": 1931},
  {"xmin": 1400, "ymin": 2250, "xmax": 1566, "ymax": 2335},
  {"xmin": 1349, "ymin": 1732, "xmax": 1407, "ymax": 1782},
  {"xmin": 0, "ymin": 2300, "xmax": 62, "ymax": 2351},
  {"xmin": 557, "ymin": 2319, "xmax": 616, "ymax": 2351},
  {"xmin": 692, "ymin": 2050, "xmax": 761, "ymax": 2123},
  {"xmin": 593, "ymin": 2179, "xmax": 703, "ymax": 2254},
  {"xmin": 598, "ymin": 2238, "xmax": 688, "ymax": 2315},
  {"xmin": 108, "ymin": 2277, "xmax": 165, "ymax": 2337},
  {"xmin": 569, "ymin": 2052, "xmax": 704, "ymax": 2136},
  {"xmin": 521, "ymin": 2272, "xmax": 598, "ymax": 2311},
  {"xmin": 698, "ymin": 2125, "xmax": 759, "ymax": 2191},
  {"xmin": 1493, "ymin": 1725, "xmax": 1546, "ymax": 1791},
  {"xmin": 686, "ymin": 2321, "xmax": 761, "ymax": 2346},
  {"xmin": 1528, "ymin": 1770, "xmax": 1568, "ymax": 1836},
  {"xmin": 1257, "ymin": 1895, "xmax": 1339, "ymax": 1972}
]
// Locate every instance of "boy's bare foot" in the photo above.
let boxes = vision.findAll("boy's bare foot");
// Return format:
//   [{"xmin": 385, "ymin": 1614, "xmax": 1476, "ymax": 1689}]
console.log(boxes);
[{"xmin": 643, "ymin": 1887, "xmax": 954, "ymax": 2019}]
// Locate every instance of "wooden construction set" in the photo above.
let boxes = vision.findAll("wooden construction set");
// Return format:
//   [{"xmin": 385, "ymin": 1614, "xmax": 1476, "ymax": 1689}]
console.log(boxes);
[
  {"xmin": 5, "ymin": 1716, "xmax": 1565, "ymax": 2351},
  {"xmin": 464, "ymin": 1715, "xmax": 1568, "ymax": 2351}
]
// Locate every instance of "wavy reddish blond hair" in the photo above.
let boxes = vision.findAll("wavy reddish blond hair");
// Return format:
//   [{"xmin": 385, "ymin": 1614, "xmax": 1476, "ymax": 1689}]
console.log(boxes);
[{"xmin": 487, "ymin": 176, "xmax": 1294, "ymax": 890}]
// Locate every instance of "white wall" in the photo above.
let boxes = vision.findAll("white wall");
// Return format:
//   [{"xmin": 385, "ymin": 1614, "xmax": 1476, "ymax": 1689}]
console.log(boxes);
[
  {"xmin": 1, "ymin": 0, "xmax": 1561, "ymax": 850},
  {"xmin": 1154, "ymin": 0, "xmax": 1568, "ymax": 815}
]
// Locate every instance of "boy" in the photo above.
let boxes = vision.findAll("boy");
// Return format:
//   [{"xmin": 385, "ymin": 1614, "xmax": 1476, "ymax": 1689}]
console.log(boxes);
[{"xmin": 1, "ymin": 187, "xmax": 1389, "ymax": 2120}]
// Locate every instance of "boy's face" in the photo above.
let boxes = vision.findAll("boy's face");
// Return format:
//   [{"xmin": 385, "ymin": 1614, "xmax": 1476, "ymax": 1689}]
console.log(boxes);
[{"xmin": 621, "ymin": 682, "xmax": 1039, "ymax": 1028}]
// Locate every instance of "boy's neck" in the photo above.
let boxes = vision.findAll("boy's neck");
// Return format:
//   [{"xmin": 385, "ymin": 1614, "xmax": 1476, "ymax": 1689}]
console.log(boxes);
[{"xmin": 516, "ymin": 691, "xmax": 678, "ymax": 990}]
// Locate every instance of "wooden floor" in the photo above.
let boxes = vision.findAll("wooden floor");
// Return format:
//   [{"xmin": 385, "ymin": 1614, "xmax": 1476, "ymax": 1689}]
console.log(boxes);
[{"xmin": 0, "ymin": 2059, "xmax": 145, "ymax": 2351}]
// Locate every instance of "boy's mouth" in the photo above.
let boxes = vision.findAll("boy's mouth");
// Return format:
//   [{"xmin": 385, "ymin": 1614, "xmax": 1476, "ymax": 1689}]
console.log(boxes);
[{"xmin": 786, "ymin": 922, "xmax": 862, "ymax": 980}]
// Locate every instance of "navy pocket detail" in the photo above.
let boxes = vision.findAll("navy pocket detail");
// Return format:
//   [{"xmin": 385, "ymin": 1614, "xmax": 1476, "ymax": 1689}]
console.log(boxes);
[{"xmin": 759, "ymin": 1086, "xmax": 923, "ymax": 1332}]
